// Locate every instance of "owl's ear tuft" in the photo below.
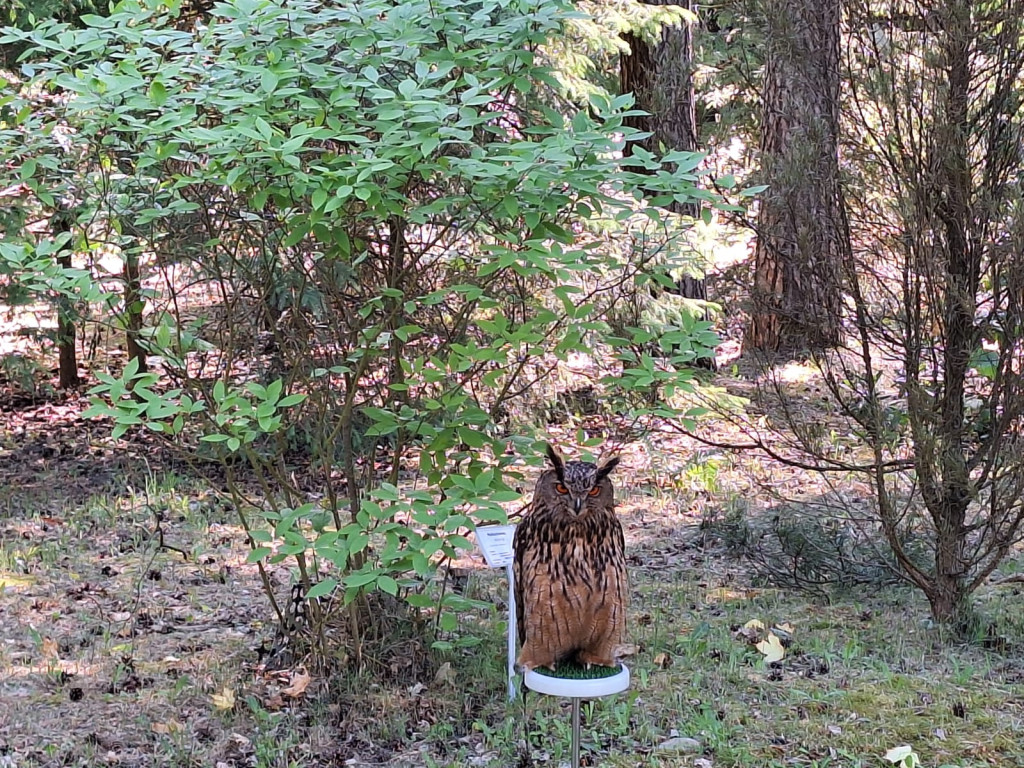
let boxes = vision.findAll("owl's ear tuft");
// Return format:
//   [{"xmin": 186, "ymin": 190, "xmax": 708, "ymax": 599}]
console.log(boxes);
[
  {"xmin": 596, "ymin": 455, "xmax": 620, "ymax": 481},
  {"xmin": 545, "ymin": 443, "xmax": 565, "ymax": 479}
]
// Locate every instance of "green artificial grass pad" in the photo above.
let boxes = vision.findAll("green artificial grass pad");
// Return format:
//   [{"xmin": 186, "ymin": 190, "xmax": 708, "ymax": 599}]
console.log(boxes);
[{"xmin": 533, "ymin": 661, "xmax": 622, "ymax": 679}]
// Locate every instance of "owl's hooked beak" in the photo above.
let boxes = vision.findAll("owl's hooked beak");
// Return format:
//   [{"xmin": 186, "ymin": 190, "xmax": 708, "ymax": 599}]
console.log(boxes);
[{"xmin": 573, "ymin": 496, "xmax": 584, "ymax": 515}]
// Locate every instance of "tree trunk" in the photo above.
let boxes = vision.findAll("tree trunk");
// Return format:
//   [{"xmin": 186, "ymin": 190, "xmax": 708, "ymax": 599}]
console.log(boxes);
[
  {"xmin": 918, "ymin": 0, "xmax": 977, "ymax": 633},
  {"xmin": 621, "ymin": 0, "xmax": 716, "ymax": 368},
  {"xmin": 621, "ymin": 0, "xmax": 699, "ymax": 192},
  {"xmin": 745, "ymin": 0, "xmax": 844, "ymax": 353},
  {"xmin": 123, "ymin": 249, "xmax": 148, "ymax": 374},
  {"xmin": 51, "ymin": 206, "xmax": 81, "ymax": 389},
  {"xmin": 925, "ymin": 535, "xmax": 974, "ymax": 630}
]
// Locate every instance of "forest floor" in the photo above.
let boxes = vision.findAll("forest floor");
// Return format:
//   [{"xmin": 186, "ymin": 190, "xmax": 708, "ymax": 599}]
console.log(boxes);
[{"xmin": 2, "ymin": 368, "xmax": 1024, "ymax": 768}]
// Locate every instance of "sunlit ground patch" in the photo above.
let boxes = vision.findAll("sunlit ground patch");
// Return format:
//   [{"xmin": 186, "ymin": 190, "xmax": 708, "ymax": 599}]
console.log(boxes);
[{"xmin": 0, "ymin": 573, "xmax": 35, "ymax": 591}]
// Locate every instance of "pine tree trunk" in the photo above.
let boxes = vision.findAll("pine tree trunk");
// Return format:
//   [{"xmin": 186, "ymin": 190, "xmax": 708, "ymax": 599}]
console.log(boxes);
[
  {"xmin": 926, "ymin": 522, "xmax": 971, "ymax": 628},
  {"xmin": 745, "ymin": 0, "xmax": 844, "ymax": 353},
  {"xmin": 621, "ymin": 0, "xmax": 699, "ymax": 220},
  {"xmin": 621, "ymin": 0, "xmax": 716, "ymax": 368},
  {"xmin": 918, "ymin": 0, "xmax": 977, "ymax": 633}
]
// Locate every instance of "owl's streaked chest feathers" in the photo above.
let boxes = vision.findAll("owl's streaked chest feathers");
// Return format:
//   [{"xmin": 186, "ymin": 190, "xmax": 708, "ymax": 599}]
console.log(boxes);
[{"xmin": 521, "ymin": 507, "xmax": 624, "ymax": 587}]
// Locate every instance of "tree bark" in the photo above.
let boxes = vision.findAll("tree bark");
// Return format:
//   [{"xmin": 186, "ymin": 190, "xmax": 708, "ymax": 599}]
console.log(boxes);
[
  {"xmin": 621, "ymin": 0, "xmax": 716, "ymax": 367},
  {"xmin": 123, "ymin": 249, "xmax": 148, "ymax": 374},
  {"xmin": 621, "ymin": 0, "xmax": 699, "ymax": 189},
  {"xmin": 917, "ymin": 0, "xmax": 975, "ymax": 631},
  {"xmin": 51, "ymin": 206, "xmax": 81, "ymax": 389},
  {"xmin": 745, "ymin": 0, "xmax": 845, "ymax": 352}
]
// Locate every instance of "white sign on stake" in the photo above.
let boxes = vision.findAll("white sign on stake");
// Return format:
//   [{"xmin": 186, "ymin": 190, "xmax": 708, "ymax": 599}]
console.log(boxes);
[
  {"xmin": 475, "ymin": 524, "xmax": 516, "ymax": 568},
  {"xmin": 474, "ymin": 524, "xmax": 518, "ymax": 701}
]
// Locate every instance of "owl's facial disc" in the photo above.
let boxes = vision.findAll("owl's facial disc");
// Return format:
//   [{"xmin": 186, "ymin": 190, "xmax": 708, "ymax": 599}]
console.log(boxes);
[{"xmin": 558, "ymin": 460, "xmax": 600, "ymax": 517}]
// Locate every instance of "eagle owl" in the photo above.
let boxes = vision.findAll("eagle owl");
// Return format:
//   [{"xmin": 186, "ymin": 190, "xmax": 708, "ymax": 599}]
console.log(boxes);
[{"xmin": 513, "ymin": 444, "xmax": 627, "ymax": 671}]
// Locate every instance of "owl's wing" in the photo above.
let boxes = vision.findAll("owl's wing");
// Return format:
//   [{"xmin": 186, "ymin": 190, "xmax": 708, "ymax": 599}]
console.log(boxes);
[
  {"xmin": 512, "ymin": 520, "xmax": 529, "ymax": 647},
  {"xmin": 614, "ymin": 520, "xmax": 628, "ymax": 608},
  {"xmin": 606, "ymin": 519, "xmax": 629, "ymax": 649}
]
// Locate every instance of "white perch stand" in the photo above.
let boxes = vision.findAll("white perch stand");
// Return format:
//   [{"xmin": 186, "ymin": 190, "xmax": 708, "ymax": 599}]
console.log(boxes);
[{"xmin": 524, "ymin": 665, "xmax": 630, "ymax": 768}]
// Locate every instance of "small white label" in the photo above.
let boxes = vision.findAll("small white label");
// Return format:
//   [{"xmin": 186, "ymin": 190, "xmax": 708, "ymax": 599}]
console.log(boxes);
[{"xmin": 474, "ymin": 524, "xmax": 517, "ymax": 568}]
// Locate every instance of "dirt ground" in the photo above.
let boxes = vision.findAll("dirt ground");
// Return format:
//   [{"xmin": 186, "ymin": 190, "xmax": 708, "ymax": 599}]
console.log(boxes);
[{"xmin": 2, "ymin": 349, "xmax": 1024, "ymax": 768}]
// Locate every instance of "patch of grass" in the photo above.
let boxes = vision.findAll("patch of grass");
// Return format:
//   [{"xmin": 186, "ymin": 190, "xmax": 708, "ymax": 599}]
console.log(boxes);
[{"xmin": 4, "ymin": 442, "xmax": 1024, "ymax": 768}]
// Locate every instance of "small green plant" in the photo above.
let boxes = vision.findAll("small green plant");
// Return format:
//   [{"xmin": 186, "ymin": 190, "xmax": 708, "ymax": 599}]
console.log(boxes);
[{"xmin": 0, "ymin": 353, "xmax": 53, "ymax": 399}]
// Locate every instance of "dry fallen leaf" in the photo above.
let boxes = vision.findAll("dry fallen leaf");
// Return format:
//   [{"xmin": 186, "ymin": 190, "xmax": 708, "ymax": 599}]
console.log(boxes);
[
  {"xmin": 734, "ymin": 619, "xmax": 764, "ymax": 644},
  {"xmin": 613, "ymin": 643, "xmax": 638, "ymax": 658},
  {"xmin": 281, "ymin": 668, "xmax": 311, "ymax": 698},
  {"xmin": 705, "ymin": 587, "xmax": 751, "ymax": 603},
  {"xmin": 883, "ymin": 745, "xmax": 918, "ymax": 766},
  {"xmin": 653, "ymin": 652, "xmax": 672, "ymax": 669},
  {"xmin": 152, "ymin": 719, "xmax": 184, "ymax": 734},
  {"xmin": 41, "ymin": 637, "xmax": 60, "ymax": 660},
  {"xmin": 433, "ymin": 661, "xmax": 456, "ymax": 685},
  {"xmin": 0, "ymin": 573, "xmax": 35, "ymax": 590},
  {"xmin": 756, "ymin": 632, "xmax": 786, "ymax": 663},
  {"xmin": 212, "ymin": 686, "xmax": 236, "ymax": 711},
  {"xmin": 771, "ymin": 623, "xmax": 795, "ymax": 647}
]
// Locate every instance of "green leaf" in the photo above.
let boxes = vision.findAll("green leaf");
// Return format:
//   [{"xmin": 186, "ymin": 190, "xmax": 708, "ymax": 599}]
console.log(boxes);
[
  {"xmin": 266, "ymin": 379, "xmax": 283, "ymax": 403},
  {"xmin": 148, "ymin": 80, "xmax": 167, "ymax": 107},
  {"xmin": 261, "ymin": 69, "xmax": 279, "ymax": 94},
  {"xmin": 305, "ymin": 578, "xmax": 338, "ymax": 599},
  {"xmin": 348, "ymin": 532, "xmax": 369, "ymax": 556},
  {"xmin": 405, "ymin": 593, "xmax": 435, "ymax": 608},
  {"xmin": 246, "ymin": 547, "xmax": 272, "ymax": 563},
  {"xmin": 344, "ymin": 571, "xmax": 378, "ymax": 588}
]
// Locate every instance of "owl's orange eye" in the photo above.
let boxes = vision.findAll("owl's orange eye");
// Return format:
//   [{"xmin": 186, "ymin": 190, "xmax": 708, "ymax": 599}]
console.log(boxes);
[
  {"xmin": 555, "ymin": 483, "xmax": 569, "ymax": 494},
  {"xmin": 588, "ymin": 487, "xmax": 601, "ymax": 497}
]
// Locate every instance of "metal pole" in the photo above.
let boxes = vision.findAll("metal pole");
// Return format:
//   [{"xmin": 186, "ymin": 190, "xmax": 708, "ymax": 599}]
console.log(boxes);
[
  {"xmin": 571, "ymin": 697, "xmax": 581, "ymax": 768},
  {"xmin": 506, "ymin": 562, "xmax": 516, "ymax": 701}
]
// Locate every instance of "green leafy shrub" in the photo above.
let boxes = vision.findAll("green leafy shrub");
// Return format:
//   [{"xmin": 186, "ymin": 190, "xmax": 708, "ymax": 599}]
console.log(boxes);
[{"xmin": 1, "ymin": 0, "xmax": 737, "ymax": 661}]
